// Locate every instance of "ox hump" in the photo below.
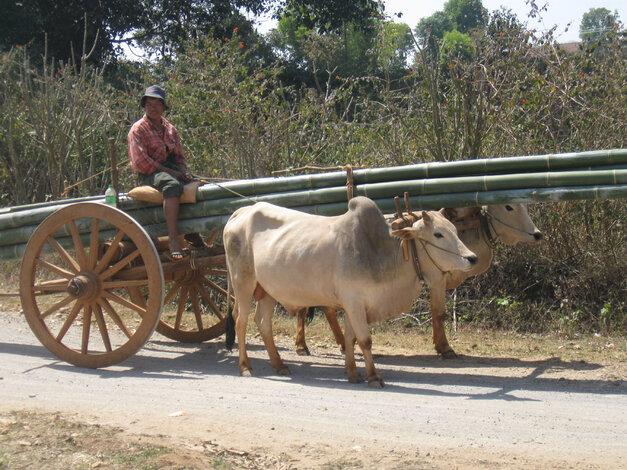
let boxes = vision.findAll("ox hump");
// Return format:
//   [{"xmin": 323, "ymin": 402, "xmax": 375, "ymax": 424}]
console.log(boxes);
[{"xmin": 337, "ymin": 197, "xmax": 398, "ymax": 280}]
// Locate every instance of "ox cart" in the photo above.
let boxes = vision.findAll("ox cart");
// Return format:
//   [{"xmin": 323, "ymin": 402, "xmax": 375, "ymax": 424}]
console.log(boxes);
[
  {"xmin": 16, "ymin": 200, "xmax": 231, "ymax": 368},
  {"xmin": 3, "ymin": 148, "xmax": 626, "ymax": 368}
]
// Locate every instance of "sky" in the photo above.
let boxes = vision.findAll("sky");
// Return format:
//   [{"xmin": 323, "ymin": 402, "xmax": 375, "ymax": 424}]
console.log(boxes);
[{"xmin": 251, "ymin": 0, "xmax": 626, "ymax": 43}]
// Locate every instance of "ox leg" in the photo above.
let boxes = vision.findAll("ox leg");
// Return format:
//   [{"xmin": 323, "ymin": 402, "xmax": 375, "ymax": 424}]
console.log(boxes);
[
  {"xmin": 255, "ymin": 296, "xmax": 290, "ymax": 375},
  {"xmin": 234, "ymin": 294, "xmax": 254, "ymax": 376},
  {"xmin": 342, "ymin": 317, "xmax": 361, "ymax": 383},
  {"xmin": 323, "ymin": 308, "xmax": 345, "ymax": 352},
  {"xmin": 295, "ymin": 308, "xmax": 310, "ymax": 356},
  {"xmin": 345, "ymin": 310, "xmax": 384, "ymax": 388},
  {"xmin": 430, "ymin": 283, "xmax": 457, "ymax": 359}
]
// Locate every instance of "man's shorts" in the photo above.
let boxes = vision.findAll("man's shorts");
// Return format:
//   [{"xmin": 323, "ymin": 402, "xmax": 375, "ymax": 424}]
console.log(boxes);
[{"xmin": 139, "ymin": 171, "xmax": 184, "ymax": 199}]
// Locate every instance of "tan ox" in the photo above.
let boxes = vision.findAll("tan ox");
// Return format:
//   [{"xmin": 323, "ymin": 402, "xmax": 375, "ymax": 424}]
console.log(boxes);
[
  {"xmin": 433, "ymin": 203, "xmax": 542, "ymax": 357},
  {"xmin": 295, "ymin": 203, "xmax": 542, "ymax": 358},
  {"xmin": 223, "ymin": 197, "xmax": 477, "ymax": 388}
]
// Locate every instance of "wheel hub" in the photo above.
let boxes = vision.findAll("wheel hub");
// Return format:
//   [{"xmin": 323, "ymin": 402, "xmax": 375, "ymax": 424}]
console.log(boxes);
[{"xmin": 67, "ymin": 272, "xmax": 101, "ymax": 301}]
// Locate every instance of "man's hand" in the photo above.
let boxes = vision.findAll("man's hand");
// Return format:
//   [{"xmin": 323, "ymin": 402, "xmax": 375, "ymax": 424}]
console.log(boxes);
[
  {"xmin": 161, "ymin": 165, "xmax": 193, "ymax": 183},
  {"xmin": 179, "ymin": 170, "xmax": 193, "ymax": 183}
]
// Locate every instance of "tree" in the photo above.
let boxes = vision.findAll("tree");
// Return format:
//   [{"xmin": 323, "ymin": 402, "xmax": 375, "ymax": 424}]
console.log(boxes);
[
  {"xmin": 415, "ymin": 0, "xmax": 487, "ymax": 41},
  {"xmin": 0, "ymin": 0, "xmax": 271, "ymax": 64},
  {"xmin": 277, "ymin": 0, "xmax": 384, "ymax": 34},
  {"xmin": 579, "ymin": 8, "xmax": 621, "ymax": 42},
  {"xmin": 270, "ymin": 0, "xmax": 389, "ymax": 83}
]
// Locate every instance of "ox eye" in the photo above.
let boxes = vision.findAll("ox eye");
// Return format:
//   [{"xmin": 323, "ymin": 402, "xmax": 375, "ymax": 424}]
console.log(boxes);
[
  {"xmin": 434, "ymin": 232, "xmax": 444, "ymax": 239},
  {"xmin": 505, "ymin": 205, "xmax": 514, "ymax": 211}
]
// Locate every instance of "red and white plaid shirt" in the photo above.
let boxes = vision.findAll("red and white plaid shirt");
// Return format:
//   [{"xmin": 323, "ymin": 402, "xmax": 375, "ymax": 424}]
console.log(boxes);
[{"xmin": 127, "ymin": 115, "xmax": 187, "ymax": 175}]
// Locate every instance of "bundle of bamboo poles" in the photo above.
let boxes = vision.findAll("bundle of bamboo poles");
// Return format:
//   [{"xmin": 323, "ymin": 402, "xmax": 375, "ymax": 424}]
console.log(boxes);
[{"xmin": 0, "ymin": 148, "xmax": 625, "ymax": 261}]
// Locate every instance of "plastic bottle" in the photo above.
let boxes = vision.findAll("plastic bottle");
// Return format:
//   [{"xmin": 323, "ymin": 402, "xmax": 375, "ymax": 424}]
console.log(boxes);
[{"xmin": 104, "ymin": 185, "xmax": 117, "ymax": 205}]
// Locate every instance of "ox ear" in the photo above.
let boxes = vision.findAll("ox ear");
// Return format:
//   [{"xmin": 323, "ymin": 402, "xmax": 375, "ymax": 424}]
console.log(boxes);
[
  {"xmin": 421, "ymin": 211, "xmax": 432, "ymax": 226},
  {"xmin": 391, "ymin": 227, "xmax": 415, "ymax": 240}
]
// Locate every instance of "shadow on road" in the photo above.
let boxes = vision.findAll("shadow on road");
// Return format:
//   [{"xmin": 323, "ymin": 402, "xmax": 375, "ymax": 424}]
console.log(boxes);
[{"xmin": 1, "ymin": 336, "xmax": 623, "ymax": 402}]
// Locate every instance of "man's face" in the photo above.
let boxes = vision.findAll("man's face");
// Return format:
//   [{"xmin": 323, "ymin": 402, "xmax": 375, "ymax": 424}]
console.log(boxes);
[{"xmin": 144, "ymin": 97, "xmax": 166, "ymax": 121}]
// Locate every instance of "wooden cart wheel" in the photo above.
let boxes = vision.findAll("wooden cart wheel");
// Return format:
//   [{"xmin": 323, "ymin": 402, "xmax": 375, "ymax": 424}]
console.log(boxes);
[
  {"xmin": 154, "ymin": 247, "xmax": 231, "ymax": 343},
  {"xmin": 19, "ymin": 202, "xmax": 164, "ymax": 368}
]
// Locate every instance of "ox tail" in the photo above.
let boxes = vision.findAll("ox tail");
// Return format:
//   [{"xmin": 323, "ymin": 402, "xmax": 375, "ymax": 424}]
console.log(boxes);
[
  {"xmin": 306, "ymin": 307, "xmax": 316, "ymax": 323},
  {"xmin": 225, "ymin": 270, "xmax": 236, "ymax": 351},
  {"xmin": 225, "ymin": 309, "xmax": 235, "ymax": 351}
]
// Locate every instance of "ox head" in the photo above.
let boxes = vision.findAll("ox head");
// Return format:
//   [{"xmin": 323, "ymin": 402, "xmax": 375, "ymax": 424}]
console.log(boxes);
[
  {"xmin": 391, "ymin": 211, "xmax": 478, "ymax": 273},
  {"xmin": 485, "ymin": 203, "xmax": 543, "ymax": 246}
]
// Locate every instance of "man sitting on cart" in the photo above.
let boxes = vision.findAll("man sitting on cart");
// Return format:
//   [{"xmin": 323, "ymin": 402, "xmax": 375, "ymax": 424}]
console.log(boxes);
[{"xmin": 127, "ymin": 84, "xmax": 204, "ymax": 261}]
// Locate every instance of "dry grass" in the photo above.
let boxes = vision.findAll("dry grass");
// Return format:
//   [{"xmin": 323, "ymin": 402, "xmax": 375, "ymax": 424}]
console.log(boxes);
[{"xmin": 270, "ymin": 311, "xmax": 627, "ymax": 365}]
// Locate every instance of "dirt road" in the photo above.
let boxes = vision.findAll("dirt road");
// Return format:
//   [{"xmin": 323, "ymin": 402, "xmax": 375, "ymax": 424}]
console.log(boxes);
[{"xmin": 0, "ymin": 309, "xmax": 625, "ymax": 469}]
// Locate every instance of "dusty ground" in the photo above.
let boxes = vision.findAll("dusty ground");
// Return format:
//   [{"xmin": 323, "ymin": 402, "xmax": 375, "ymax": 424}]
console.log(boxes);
[{"xmin": 0, "ymin": 306, "xmax": 625, "ymax": 470}]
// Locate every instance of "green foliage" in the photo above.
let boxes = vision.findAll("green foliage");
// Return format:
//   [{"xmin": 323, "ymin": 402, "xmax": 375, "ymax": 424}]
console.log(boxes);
[
  {"xmin": 415, "ymin": 0, "xmax": 487, "ymax": 41},
  {"xmin": 441, "ymin": 29, "xmax": 474, "ymax": 62},
  {"xmin": 0, "ymin": 0, "xmax": 270, "ymax": 64},
  {"xmin": 279, "ymin": 0, "xmax": 384, "ymax": 34},
  {"xmin": 0, "ymin": 7, "xmax": 625, "ymax": 334},
  {"xmin": 580, "ymin": 7, "xmax": 621, "ymax": 42}
]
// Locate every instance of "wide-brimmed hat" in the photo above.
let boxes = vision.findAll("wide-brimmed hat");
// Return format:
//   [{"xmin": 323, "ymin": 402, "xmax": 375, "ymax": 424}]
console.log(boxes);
[{"xmin": 140, "ymin": 85, "xmax": 169, "ymax": 110}]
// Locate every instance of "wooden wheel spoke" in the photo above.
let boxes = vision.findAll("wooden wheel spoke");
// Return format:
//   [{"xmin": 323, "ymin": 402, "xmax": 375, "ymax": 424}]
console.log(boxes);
[
  {"xmin": 69, "ymin": 220, "xmax": 88, "ymax": 269},
  {"xmin": 88, "ymin": 218, "xmax": 100, "ymax": 269},
  {"xmin": 98, "ymin": 298, "xmax": 133, "ymax": 339},
  {"xmin": 210, "ymin": 268, "xmax": 228, "ymax": 276},
  {"xmin": 164, "ymin": 280, "xmax": 183, "ymax": 304},
  {"xmin": 46, "ymin": 236, "xmax": 81, "ymax": 274},
  {"xmin": 174, "ymin": 286, "xmax": 189, "ymax": 330},
  {"xmin": 55, "ymin": 301, "xmax": 83, "ymax": 342},
  {"xmin": 197, "ymin": 283, "xmax": 224, "ymax": 320},
  {"xmin": 93, "ymin": 303, "xmax": 112, "ymax": 352},
  {"xmin": 100, "ymin": 249, "xmax": 142, "ymax": 281},
  {"xmin": 94, "ymin": 229, "xmax": 126, "ymax": 274},
  {"xmin": 35, "ymin": 257, "xmax": 75, "ymax": 279},
  {"xmin": 190, "ymin": 287, "xmax": 203, "ymax": 331},
  {"xmin": 81, "ymin": 304, "xmax": 92, "ymax": 354},
  {"xmin": 200, "ymin": 277, "xmax": 229, "ymax": 298},
  {"xmin": 33, "ymin": 278, "xmax": 70, "ymax": 293},
  {"xmin": 41, "ymin": 295, "xmax": 76, "ymax": 319},
  {"xmin": 102, "ymin": 279, "xmax": 150, "ymax": 290},
  {"xmin": 103, "ymin": 290, "xmax": 147, "ymax": 318}
]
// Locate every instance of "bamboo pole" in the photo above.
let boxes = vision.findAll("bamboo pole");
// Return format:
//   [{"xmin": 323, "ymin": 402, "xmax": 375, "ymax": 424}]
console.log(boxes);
[
  {"xmin": 1, "ymin": 166, "xmax": 625, "ymax": 248},
  {"xmin": 1, "ymin": 149, "xmax": 626, "ymax": 230},
  {"xmin": 2, "ymin": 183, "xmax": 624, "ymax": 261}
]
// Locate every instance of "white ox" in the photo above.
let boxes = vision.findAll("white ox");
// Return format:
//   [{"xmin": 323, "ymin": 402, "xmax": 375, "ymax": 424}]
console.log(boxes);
[
  {"xmin": 223, "ymin": 196, "xmax": 478, "ymax": 387},
  {"xmin": 295, "ymin": 203, "xmax": 542, "ymax": 358}
]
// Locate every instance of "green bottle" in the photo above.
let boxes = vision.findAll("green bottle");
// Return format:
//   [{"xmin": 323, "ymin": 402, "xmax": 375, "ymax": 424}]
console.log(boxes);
[{"xmin": 105, "ymin": 185, "xmax": 117, "ymax": 205}]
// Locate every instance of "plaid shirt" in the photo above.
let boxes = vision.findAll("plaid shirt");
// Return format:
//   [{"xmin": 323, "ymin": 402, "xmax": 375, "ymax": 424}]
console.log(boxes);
[{"xmin": 127, "ymin": 115, "xmax": 187, "ymax": 175}]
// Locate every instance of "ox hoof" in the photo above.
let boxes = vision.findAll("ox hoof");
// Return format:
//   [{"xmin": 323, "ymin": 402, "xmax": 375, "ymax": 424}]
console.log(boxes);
[
  {"xmin": 240, "ymin": 368, "xmax": 253, "ymax": 377},
  {"xmin": 296, "ymin": 347, "xmax": 311, "ymax": 356},
  {"xmin": 440, "ymin": 349, "xmax": 458, "ymax": 359},
  {"xmin": 368, "ymin": 378, "xmax": 385, "ymax": 389},
  {"xmin": 348, "ymin": 374, "xmax": 363, "ymax": 384},
  {"xmin": 277, "ymin": 367, "xmax": 291, "ymax": 376}
]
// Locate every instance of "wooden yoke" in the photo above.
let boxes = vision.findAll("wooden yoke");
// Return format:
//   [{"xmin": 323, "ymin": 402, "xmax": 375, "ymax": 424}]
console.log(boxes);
[
  {"xmin": 390, "ymin": 193, "xmax": 421, "ymax": 229},
  {"xmin": 390, "ymin": 192, "xmax": 423, "ymax": 261},
  {"xmin": 344, "ymin": 164, "xmax": 354, "ymax": 200},
  {"xmin": 441, "ymin": 207, "xmax": 482, "ymax": 238}
]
